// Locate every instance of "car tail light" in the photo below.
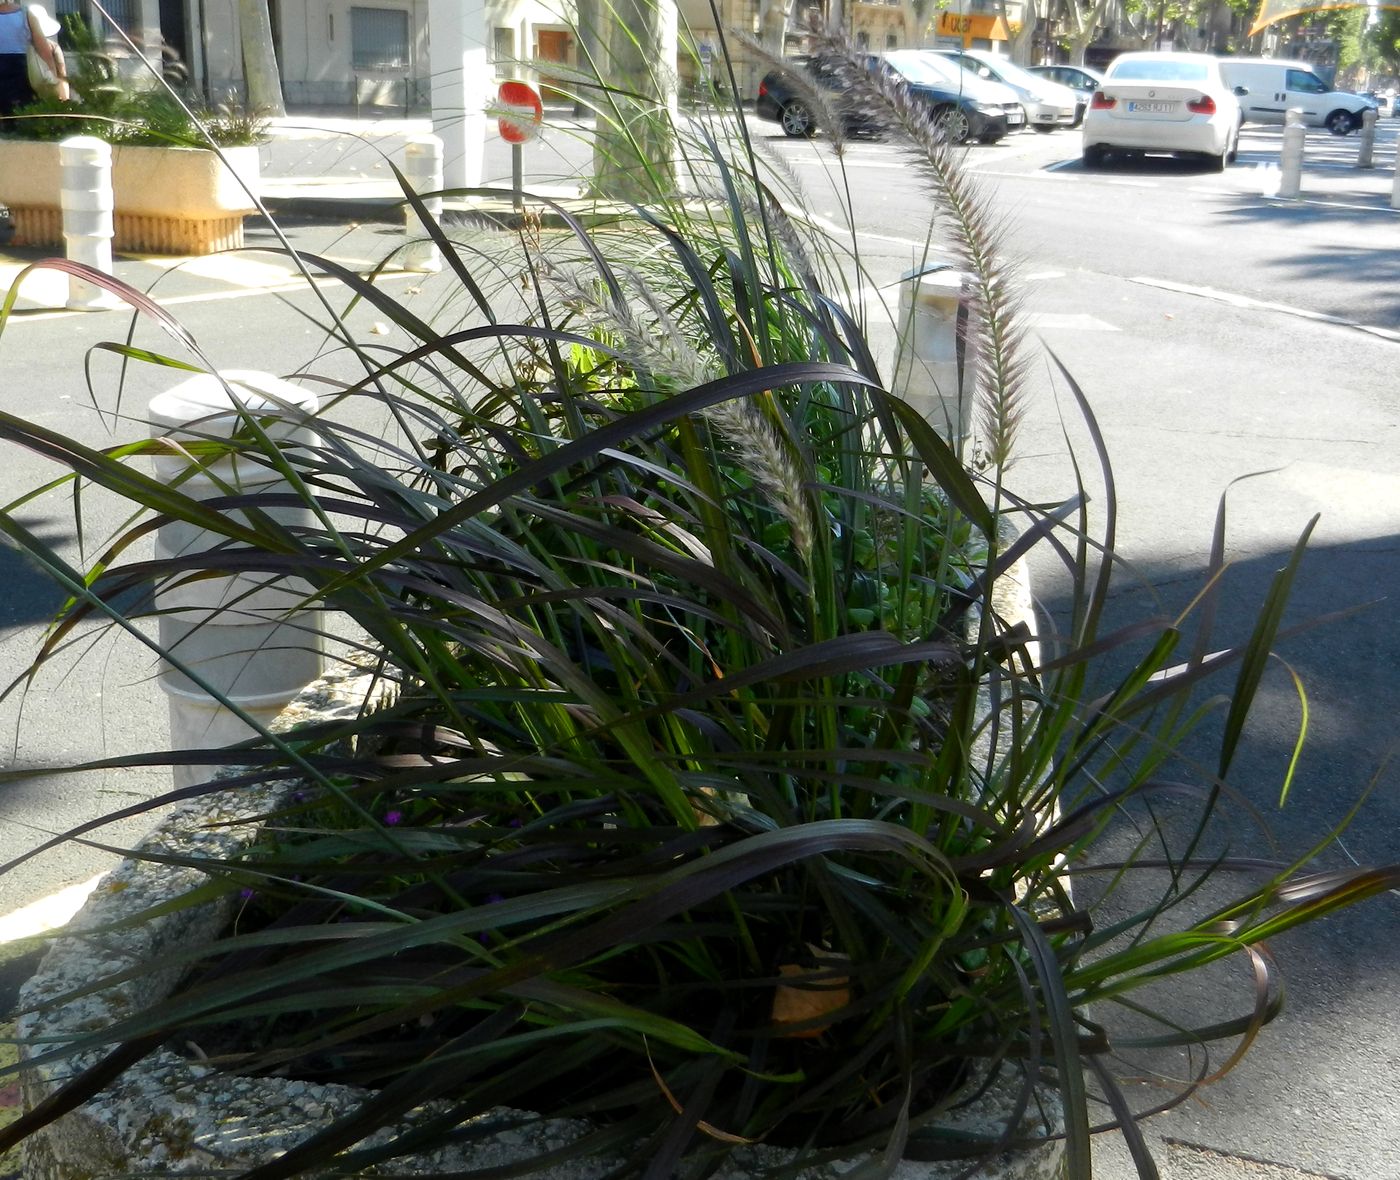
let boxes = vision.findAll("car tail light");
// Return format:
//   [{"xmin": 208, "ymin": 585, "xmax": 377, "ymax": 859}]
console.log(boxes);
[
  {"xmin": 1090, "ymin": 91, "xmax": 1115, "ymax": 110},
  {"xmin": 758, "ymin": 80, "xmax": 769, "ymax": 98},
  {"xmin": 1187, "ymin": 94, "xmax": 1216, "ymax": 114}
]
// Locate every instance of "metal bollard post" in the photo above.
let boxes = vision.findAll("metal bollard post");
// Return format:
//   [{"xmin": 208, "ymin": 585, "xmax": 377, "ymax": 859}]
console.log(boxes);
[
  {"xmin": 147, "ymin": 370, "xmax": 323, "ymax": 788},
  {"xmin": 893, "ymin": 265, "xmax": 979, "ymax": 460},
  {"xmin": 59, "ymin": 136, "xmax": 120, "ymax": 311},
  {"xmin": 1278, "ymin": 108, "xmax": 1305, "ymax": 199},
  {"xmin": 402, "ymin": 135, "xmax": 444, "ymax": 274},
  {"xmin": 1358, "ymin": 107, "xmax": 1377, "ymax": 168}
]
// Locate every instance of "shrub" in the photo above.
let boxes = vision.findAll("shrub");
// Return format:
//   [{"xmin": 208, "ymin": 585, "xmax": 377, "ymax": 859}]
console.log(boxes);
[{"xmin": 0, "ymin": 23, "xmax": 1393, "ymax": 1180}]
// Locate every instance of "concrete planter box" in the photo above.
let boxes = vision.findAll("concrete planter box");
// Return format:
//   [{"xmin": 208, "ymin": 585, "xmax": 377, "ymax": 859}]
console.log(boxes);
[
  {"xmin": 18, "ymin": 635, "xmax": 1064, "ymax": 1178},
  {"xmin": 0, "ymin": 140, "xmax": 259, "ymax": 255}
]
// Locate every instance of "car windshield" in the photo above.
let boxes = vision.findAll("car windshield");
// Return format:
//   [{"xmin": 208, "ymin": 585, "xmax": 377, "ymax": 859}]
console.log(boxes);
[
  {"xmin": 883, "ymin": 52, "xmax": 956, "ymax": 87},
  {"xmin": 970, "ymin": 55, "xmax": 1043, "ymax": 89},
  {"xmin": 1110, "ymin": 58, "xmax": 1211, "ymax": 82}
]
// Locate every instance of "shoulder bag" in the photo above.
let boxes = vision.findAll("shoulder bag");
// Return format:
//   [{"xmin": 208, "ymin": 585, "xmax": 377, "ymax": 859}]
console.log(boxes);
[{"xmin": 24, "ymin": 6, "xmax": 63, "ymax": 100}]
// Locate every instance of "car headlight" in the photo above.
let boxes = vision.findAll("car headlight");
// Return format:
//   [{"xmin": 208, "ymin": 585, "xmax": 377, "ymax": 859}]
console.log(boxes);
[{"xmin": 975, "ymin": 103, "xmax": 1001, "ymax": 114}]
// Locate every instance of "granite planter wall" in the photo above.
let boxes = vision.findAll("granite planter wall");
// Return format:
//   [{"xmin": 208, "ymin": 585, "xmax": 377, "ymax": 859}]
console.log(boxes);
[{"xmin": 0, "ymin": 141, "xmax": 259, "ymax": 255}]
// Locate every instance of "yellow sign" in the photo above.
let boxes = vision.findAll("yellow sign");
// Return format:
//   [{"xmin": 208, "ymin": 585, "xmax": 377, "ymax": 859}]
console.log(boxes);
[{"xmin": 935, "ymin": 11, "xmax": 1010, "ymax": 41}]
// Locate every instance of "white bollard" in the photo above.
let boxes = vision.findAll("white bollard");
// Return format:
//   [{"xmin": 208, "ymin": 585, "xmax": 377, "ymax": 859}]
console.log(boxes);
[
  {"xmin": 147, "ymin": 370, "xmax": 323, "ymax": 788},
  {"xmin": 1278, "ymin": 108, "xmax": 1305, "ymax": 199},
  {"xmin": 59, "ymin": 136, "xmax": 120, "ymax": 311},
  {"xmin": 1392, "ymin": 159, "xmax": 1400, "ymax": 210},
  {"xmin": 893, "ymin": 265, "xmax": 979, "ymax": 460},
  {"xmin": 402, "ymin": 135, "xmax": 444, "ymax": 274},
  {"xmin": 1358, "ymin": 107, "xmax": 1377, "ymax": 169}
]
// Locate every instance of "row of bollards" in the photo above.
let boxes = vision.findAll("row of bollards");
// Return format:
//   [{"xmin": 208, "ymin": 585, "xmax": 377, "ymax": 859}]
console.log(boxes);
[
  {"xmin": 1277, "ymin": 105, "xmax": 1400, "ymax": 208},
  {"xmin": 47, "ymin": 132, "xmax": 450, "ymax": 312}
]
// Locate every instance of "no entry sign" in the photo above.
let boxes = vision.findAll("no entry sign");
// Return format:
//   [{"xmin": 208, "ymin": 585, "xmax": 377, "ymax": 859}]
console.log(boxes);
[{"xmin": 497, "ymin": 81, "xmax": 543, "ymax": 144}]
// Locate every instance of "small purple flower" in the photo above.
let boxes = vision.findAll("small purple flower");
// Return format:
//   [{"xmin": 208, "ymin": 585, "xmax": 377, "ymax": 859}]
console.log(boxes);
[
  {"xmin": 507, "ymin": 818, "xmax": 522, "ymax": 829},
  {"xmin": 485, "ymin": 892, "xmax": 505, "ymax": 906},
  {"xmin": 291, "ymin": 790, "xmax": 308, "ymax": 804},
  {"xmin": 239, "ymin": 886, "xmax": 256, "ymax": 901},
  {"xmin": 383, "ymin": 809, "xmax": 404, "ymax": 826}
]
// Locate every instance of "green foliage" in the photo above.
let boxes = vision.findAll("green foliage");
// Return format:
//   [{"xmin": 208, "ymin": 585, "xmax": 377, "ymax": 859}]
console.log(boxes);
[
  {"xmin": 1365, "ymin": 7, "xmax": 1400, "ymax": 75},
  {"xmin": 2, "ymin": 14, "xmax": 268, "ymax": 147},
  {"xmin": 0, "ymin": 22, "xmax": 1394, "ymax": 1180}
]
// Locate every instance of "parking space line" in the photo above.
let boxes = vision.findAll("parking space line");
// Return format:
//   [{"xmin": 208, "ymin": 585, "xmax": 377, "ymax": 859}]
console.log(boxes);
[{"xmin": 1129, "ymin": 275, "xmax": 1400, "ymax": 342}]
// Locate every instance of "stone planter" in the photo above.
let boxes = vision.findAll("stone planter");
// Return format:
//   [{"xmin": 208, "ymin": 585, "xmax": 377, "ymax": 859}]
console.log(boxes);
[
  {"xmin": 17, "ymin": 656, "xmax": 1065, "ymax": 1180},
  {"xmin": 0, "ymin": 140, "xmax": 259, "ymax": 255}
]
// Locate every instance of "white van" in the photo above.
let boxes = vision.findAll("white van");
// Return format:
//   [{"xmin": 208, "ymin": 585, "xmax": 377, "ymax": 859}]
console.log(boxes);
[{"xmin": 1218, "ymin": 57, "xmax": 1371, "ymax": 134}]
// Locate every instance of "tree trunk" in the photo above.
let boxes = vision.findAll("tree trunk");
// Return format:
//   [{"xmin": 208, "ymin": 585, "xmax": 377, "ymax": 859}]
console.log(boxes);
[
  {"xmin": 759, "ymin": 0, "xmax": 791, "ymax": 61},
  {"xmin": 589, "ymin": 0, "xmax": 676, "ymax": 201},
  {"xmin": 237, "ymin": 0, "xmax": 285, "ymax": 117},
  {"xmin": 574, "ymin": 0, "xmax": 604, "ymax": 117}
]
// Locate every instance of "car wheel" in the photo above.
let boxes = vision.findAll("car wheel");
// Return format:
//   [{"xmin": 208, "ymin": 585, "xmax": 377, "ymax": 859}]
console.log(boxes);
[
  {"xmin": 780, "ymin": 101, "xmax": 815, "ymax": 138},
  {"xmin": 1225, "ymin": 130, "xmax": 1238, "ymax": 165},
  {"xmin": 1033, "ymin": 124, "xmax": 1056, "ymax": 134},
  {"xmin": 936, "ymin": 106, "xmax": 972, "ymax": 144},
  {"xmin": 1082, "ymin": 144, "xmax": 1108, "ymax": 168},
  {"xmin": 1325, "ymin": 108, "xmax": 1356, "ymax": 135}
]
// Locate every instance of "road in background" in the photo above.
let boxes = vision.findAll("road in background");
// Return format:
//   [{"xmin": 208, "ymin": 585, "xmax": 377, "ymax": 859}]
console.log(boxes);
[{"xmin": 1, "ymin": 109, "xmax": 1397, "ymax": 1179}]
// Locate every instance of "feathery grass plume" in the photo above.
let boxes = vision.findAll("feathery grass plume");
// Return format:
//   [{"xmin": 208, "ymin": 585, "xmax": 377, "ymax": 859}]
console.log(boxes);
[
  {"xmin": 549, "ymin": 265, "xmax": 817, "ymax": 563},
  {"xmin": 807, "ymin": 26, "xmax": 1030, "ymax": 471},
  {"xmin": 729, "ymin": 29, "xmax": 851, "ymax": 156}
]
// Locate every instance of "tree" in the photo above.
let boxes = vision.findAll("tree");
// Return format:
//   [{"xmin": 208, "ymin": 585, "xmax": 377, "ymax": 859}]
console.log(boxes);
[
  {"xmin": 590, "ymin": 0, "xmax": 677, "ymax": 201},
  {"xmin": 238, "ymin": 0, "xmax": 285, "ymax": 117},
  {"xmin": 1366, "ymin": 7, "xmax": 1400, "ymax": 75},
  {"xmin": 1060, "ymin": 0, "xmax": 1115, "ymax": 65}
]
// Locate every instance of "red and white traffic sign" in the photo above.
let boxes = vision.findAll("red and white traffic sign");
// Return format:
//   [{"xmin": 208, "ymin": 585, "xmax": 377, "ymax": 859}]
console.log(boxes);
[{"xmin": 497, "ymin": 81, "xmax": 543, "ymax": 144}]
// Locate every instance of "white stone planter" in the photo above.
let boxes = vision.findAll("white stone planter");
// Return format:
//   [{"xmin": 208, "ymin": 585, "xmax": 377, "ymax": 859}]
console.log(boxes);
[
  {"xmin": 18, "ymin": 654, "xmax": 1065, "ymax": 1179},
  {"xmin": 0, "ymin": 140, "xmax": 259, "ymax": 255}
]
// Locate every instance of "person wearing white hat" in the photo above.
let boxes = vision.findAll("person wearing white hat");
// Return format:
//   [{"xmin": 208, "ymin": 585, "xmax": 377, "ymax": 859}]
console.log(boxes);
[{"xmin": 0, "ymin": 2, "xmax": 69, "ymax": 121}]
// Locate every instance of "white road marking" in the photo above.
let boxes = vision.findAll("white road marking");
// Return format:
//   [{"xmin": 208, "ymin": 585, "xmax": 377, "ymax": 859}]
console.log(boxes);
[
  {"xmin": 2, "ymin": 270, "xmax": 419, "ymax": 322},
  {"xmin": 1128, "ymin": 275, "xmax": 1400, "ymax": 342},
  {"xmin": 0, "ymin": 873, "xmax": 104, "ymax": 945},
  {"xmin": 1026, "ymin": 312, "xmax": 1120, "ymax": 332}
]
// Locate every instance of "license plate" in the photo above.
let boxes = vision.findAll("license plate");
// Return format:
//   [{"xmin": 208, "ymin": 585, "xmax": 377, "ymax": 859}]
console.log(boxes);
[
  {"xmin": 1127, "ymin": 100, "xmax": 1176, "ymax": 114},
  {"xmin": 1007, "ymin": 109, "xmax": 1024, "ymax": 125}
]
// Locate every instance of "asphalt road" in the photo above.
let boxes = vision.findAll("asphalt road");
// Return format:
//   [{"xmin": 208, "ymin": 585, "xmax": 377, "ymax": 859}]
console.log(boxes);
[{"xmin": 1, "ymin": 111, "xmax": 1398, "ymax": 1178}]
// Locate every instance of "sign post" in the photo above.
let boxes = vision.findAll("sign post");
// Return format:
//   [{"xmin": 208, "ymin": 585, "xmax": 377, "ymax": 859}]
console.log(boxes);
[{"xmin": 497, "ymin": 80, "xmax": 544, "ymax": 214}]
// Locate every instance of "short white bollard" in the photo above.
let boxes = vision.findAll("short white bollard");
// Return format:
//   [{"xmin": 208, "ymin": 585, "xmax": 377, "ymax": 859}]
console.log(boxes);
[
  {"xmin": 402, "ymin": 135, "xmax": 444, "ymax": 273},
  {"xmin": 148, "ymin": 370, "xmax": 323, "ymax": 788},
  {"xmin": 1392, "ymin": 160, "xmax": 1400, "ymax": 210},
  {"xmin": 893, "ymin": 265, "xmax": 979, "ymax": 459},
  {"xmin": 1358, "ymin": 107, "xmax": 1377, "ymax": 168},
  {"xmin": 1278, "ymin": 108, "xmax": 1305, "ymax": 199},
  {"xmin": 59, "ymin": 136, "xmax": 120, "ymax": 311}
]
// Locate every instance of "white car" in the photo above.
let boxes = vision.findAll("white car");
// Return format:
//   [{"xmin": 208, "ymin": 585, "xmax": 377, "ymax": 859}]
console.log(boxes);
[
  {"xmin": 932, "ymin": 49, "xmax": 1078, "ymax": 132},
  {"xmin": 1081, "ymin": 51, "xmax": 1241, "ymax": 170}
]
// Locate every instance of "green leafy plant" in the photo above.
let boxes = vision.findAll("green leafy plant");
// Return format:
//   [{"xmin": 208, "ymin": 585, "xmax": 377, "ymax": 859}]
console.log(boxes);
[
  {"xmin": 0, "ymin": 22, "xmax": 1393, "ymax": 1180},
  {"xmin": 4, "ymin": 15, "xmax": 268, "ymax": 147}
]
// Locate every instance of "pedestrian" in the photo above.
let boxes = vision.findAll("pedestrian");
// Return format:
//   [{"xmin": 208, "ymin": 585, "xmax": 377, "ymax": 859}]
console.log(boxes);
[{"xmin": 0, "ymin": 2, "xmax": 70, "ymax": 123}]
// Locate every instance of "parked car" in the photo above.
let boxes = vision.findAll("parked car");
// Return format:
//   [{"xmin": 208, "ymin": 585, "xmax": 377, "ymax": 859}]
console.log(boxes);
[
  {"xmin": 931, "ymin": 48, "xmax": 1078, "ymax": 132},
  {"xmin": 1081, "ymin": 51, "xmax": 1241, "ymax": 170},
  {"xmin": 1217, "ymin": 57, "xmax": 1372, "ymax": 135},
  {"xmin": 887, "ymin": 50, "xmax": 1026, "ymax": 138},
  {"xmin": 1026, "ymin": 63, "xmax": 1105, "ymax": 127},
  {"xmin": 755, "ymin": 55, "xmax": 874, "ymax": 138},
  {"xmin": 753, "ymin": 52, "xmax": 1018, "ymax": 144}
]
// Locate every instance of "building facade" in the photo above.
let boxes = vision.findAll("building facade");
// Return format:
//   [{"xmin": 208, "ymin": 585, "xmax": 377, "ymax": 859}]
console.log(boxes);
[{"xmin": 56, "ymin": 0, "xmax": 1028, "ymax": 114}]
